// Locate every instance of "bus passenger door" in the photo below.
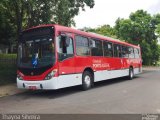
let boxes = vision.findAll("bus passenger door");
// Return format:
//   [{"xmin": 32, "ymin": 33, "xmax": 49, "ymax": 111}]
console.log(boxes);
[{"xmin": 57, "ymin": 33, "xmax": 75, "ymax": 75}]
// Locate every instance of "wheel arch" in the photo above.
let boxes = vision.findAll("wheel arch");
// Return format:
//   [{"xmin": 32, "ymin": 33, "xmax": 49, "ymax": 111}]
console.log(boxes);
[
  {"xmin": 83, "ymin": 67, "xmax": 94, "ymax": 81},
  {"xmin": 129, "ymin": 65, "xmax": 134, "ymax": 70}
]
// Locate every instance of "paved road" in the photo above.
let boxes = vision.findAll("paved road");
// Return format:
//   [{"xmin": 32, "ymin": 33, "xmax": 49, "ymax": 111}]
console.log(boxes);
[{"xmin": 0, "ymin": 70, "xmax": 160, "ymax": 114}]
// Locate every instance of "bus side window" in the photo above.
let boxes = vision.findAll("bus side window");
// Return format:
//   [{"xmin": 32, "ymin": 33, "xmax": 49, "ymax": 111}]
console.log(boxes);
[
  {"xmin": 103, "ymin": 41, "xmax": 113, "ymax": 57},
  {"xmin": 128, "ymin": 47, "xmax": 134, "ymax": 58},
  {"xmin": 122, "ymin": 46, "xmax": 129, "ymax": 58},
  {"xmin": 90, "ymin": 39, "xmax": 103, "ymax": 56},
  {"xmin": 134, "ymin": 48, "xmax": 140, "ymax": 58},
  {"xmin": 113, "ymin": 44, "xmax": 121, "ymax": 57},
  {"xmin": 58, "ymin": 35, "xmax": 74, "ymax": 61},
  {"xmin": 75, "ymin": 35, "xmax": 90, "ymax": 56},
  {"xmin": 119, "ymin": 45, "xmax": 122, "ymax": 57}
]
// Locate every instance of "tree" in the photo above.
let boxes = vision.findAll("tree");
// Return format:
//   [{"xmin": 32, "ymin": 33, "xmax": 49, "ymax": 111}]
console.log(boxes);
[
  {"xmin": 115, "ymin": 18, "xmax": 132, "ymax": 42},
  {"xmin": 140, "ymin": 40, "xmax": 152, "ymax": 65},
  {"xmin": 156, "ymin": 24, "xmax": 160, "ymax": 37},
  {"xmin": 114, "ymin": 10, "xmax": 160, "ymax": 65},
  {"xmin": 0, "ymin": 0, "xmax": 16, "ymax": 46},
  {"xmin": 25, "ymin": 0, "xmax": 53, "ymax": 28},
  {"xmin": 0, "ymin": 0, "xmax": 95, "ymax": 45},
  {"xmin": 1, "ymin": 0, "xmax": 28, "ymax": 41},
  {"xmin": 150, "ymin": 40, "xmax": 160, "ymax": 65},
  {"xmin": 52, "ymin": 0, "xmax": 94, "ymax": 26},
  {"xmin": 85, "ymin": 24, "xmax": 116, "ymax": 38}
]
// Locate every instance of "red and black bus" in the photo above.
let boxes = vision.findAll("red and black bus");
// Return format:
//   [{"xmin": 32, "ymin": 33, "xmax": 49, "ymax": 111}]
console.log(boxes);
[{"xmin": 17, "ymin": 24, "xmax": 142, "ymax": 90}]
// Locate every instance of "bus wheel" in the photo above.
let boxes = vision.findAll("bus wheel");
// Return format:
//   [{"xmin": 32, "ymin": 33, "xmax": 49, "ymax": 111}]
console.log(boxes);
[
  {"xmin": 128, "ymin": 67, "xmax": 134, "ymax": 80},
  {"xmin": 82, "ymin": 71, "xmax": 93, "ymax": 90}
]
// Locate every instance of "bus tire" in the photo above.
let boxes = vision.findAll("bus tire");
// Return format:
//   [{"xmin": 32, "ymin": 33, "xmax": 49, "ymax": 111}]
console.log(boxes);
[
  {"xmin": 82, "ymin": 71, "xmax": 93, "ymax": 90},
  {"xmin": 128, "ymin": 67, "xmax": 134, "ymax": 80}
]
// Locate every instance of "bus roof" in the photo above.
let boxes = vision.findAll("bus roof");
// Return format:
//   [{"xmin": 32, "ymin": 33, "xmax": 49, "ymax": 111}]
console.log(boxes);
[{"xmin": 24, "ymin": 24, "xmax": 140, "ymax": 48}]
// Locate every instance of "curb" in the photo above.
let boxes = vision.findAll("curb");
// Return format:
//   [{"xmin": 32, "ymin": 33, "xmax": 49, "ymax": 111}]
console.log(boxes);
[{"xmin": 142, "ymin": 67, "xmax": 160, "ymax": 71}]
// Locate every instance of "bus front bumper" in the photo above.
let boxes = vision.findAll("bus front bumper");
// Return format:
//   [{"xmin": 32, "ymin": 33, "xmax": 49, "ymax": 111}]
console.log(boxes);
[{"xmin": 17, "ymin": 78, "xmax": 58, "ymax": 90}]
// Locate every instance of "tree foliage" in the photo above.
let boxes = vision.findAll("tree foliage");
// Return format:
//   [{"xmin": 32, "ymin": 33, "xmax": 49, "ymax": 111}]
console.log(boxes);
[
  {"xmin": 0, "ymin": 0, "xmax": 16, "ymax": 45},
  {"xmin": 53, "ymin": 0, "xmax": 94, "ymax": 26},
  {"xmin": 85, "ymin": 24, "xmax": 116, "ymax": 38},
  {"xmin": 0, "ymin": 0, "xmax": 95, "ymax": 45},
  {"xmin": 115, "ymin": 10, "xmax": 160, "ymax": 65}
]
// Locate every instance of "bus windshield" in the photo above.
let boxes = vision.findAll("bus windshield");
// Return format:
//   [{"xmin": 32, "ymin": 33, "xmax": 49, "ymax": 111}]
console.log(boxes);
[
  {"xmin": 18, "ymin": 37, "xmax": 55, "ymax": 68},
  {"xmin": 17, "ymin": 26, "xmax": 55, "ymax": 69}
]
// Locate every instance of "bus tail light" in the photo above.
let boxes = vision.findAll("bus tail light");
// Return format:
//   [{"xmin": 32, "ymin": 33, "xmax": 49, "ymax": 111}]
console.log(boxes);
[{"xmin": 44, "ymin": 69, "xmax": 57, "ymax": 80}]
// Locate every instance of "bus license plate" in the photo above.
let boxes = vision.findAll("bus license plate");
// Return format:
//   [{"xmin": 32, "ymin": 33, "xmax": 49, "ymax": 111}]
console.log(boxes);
[{"xmin": 29, "ymin": 86, "xmax": 37, "ymax": 90}]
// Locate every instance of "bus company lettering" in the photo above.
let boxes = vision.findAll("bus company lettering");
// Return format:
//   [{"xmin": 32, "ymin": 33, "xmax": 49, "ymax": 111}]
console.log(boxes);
[{"xmin": 92, "ymin": 60, "xmax": 110, "ymax": 68}]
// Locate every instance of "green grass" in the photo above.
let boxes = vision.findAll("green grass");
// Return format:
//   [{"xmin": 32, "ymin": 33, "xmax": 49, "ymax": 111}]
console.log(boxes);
[
  {"xmin": 0, "ymin": 54, "xmax": 17, "ymax": 59},
  {"xmin": 0, "ymin": 54, "xmax": 17, "ymax": 86}
]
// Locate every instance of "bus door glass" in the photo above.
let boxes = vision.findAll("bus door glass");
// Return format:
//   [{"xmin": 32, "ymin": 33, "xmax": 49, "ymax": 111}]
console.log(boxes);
[{"xmin": 57, "ymin": 32, "xmax": 75, "ymax": 75}]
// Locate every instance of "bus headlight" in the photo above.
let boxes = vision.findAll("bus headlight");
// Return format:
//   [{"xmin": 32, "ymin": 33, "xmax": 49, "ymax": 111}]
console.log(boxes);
[{"xmin": 44, "ymin": 71, "xmax": 55, "ymax": 80}]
